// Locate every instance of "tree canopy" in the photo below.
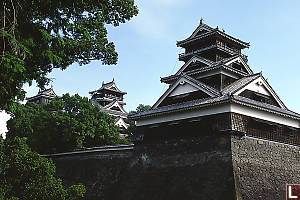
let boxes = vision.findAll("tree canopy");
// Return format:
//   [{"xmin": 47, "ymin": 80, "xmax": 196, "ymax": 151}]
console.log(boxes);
[
  {"xmin": 6, "ymin": 94, "xmax": 128, "ymax": 154},
  {"xmin": 0, "ymin": 136, "xmax": 85, "ymax": 200},
  {"xmin": 129, "ymin": 104, "xmax": 151, "ymax": 115},
  {"xmin": 125, "ymin": 104, "xmax": 151, "ymax": 136},
  {"xmin": 0, "ymin": 0, "xmax": 138, "ymax": 111}
]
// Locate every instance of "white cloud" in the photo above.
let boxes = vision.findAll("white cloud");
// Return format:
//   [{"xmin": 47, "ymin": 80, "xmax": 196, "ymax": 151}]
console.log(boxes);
[{"xmin": 0, "ymin": 111, "xmax": 10, "ymax": 138}]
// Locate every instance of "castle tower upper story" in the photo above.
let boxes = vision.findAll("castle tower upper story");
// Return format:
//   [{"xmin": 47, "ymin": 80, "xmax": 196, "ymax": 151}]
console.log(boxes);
[
  {"xmin": 177, "ymin": 19, "xmax": 249, "ymax": 63},
  {"xmin": 162, "ymin": 21, "xmax": 253, "ymax": 92}
]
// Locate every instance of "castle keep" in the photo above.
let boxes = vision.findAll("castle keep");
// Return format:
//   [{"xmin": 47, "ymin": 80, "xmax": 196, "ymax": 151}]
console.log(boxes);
[
  {"xmin": 129, "ymin": 20, "xmax": 300, "ymax": 145},
  {"xmin": 52, "ymin": 21, "xmax": 300, "ymax": 200}
]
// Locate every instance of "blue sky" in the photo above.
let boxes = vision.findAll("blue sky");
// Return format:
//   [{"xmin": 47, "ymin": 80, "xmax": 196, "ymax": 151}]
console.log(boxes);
[{"xmin": 24, "ymin": 0, "xmax": 300, "ymax": 112}]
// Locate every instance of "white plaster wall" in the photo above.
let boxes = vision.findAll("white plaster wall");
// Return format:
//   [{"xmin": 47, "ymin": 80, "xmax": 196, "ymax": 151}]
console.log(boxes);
[
  {"xmin": 136, "ymin": 102, "xmax": 300, "ymax": 128},
  {"xmin": 115, "ymin": 118, "xmax": 128, "ymax": 129},
  {"xmin": 169, "ymin": 83, "xmax": 198, "ymax": 97},
  {"xmin": 136, "ymin": 104, "xmax": 231, "ymax": 126},
  {"xmin": 230, "ymin": 104, "xmax": 300, "ymax": 128},
  {"xmin": 244, "ymin": 78, "xmax": 270, "ymax": 96}
]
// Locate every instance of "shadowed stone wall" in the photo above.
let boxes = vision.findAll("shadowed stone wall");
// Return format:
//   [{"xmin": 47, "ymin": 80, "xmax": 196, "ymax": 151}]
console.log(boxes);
[
  {"xmin": 232, "ymin": 135, "xmax": 300, "ymax": 200},
  {"xmin": 52, "ymin": 133, "xmax": 300, "ymax": 200},
  {"xmin": 53, "ymin": 134, "xmax": 235, "ymax": 200}
]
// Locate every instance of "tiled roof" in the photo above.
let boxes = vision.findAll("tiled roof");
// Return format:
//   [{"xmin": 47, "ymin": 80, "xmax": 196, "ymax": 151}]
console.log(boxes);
[
  {"xmin": 102, "ymin": 80, "xmax": 114, "ymax": 88},
  {"xmin": 218, "ymin": 54, "xmax": 253, "ymax": 74},
  {"xmin": 187, "ymin": 23, "xmax": 215, "ymax": 40},
  {"xmin": 26, "ymin": 87, "xmax": 57, "ymax": 101},
  {"xmin": 128, "ymin": 95, "xmax": 231, "ymax": 119},
  {"xmin": 177, "ymin": 29, "xmax": 250, "ymax": 48},
  {"xmin": 183, "ymin": 75, "xmax": 220, "ymax": 96},
  {"xmin": 221, "ymin": 73, "xmax": 261, "ymax": 95},
  {"xmin": 161, "ymin": 64, "xmax": 248, "ymax": 84},
  {"xmin": 218, "ymin": 54, "xmax": 245, "ymax": 66},
  {"xmin": 192, "ymin": 55, "xmax": 216, "ymax": 65},
  {"xmin": 128, "ymin": 94, "xmax": 300, "ymax": 120},
  {"xmin": 174, "ymin": 55, "xmax": 216, "ymax": 76},
  {"xmin": 231, "ymin": 95, "xmax": 300, "ymax": 119},
  {"xmin": 89, "ymin": 80, "xmax": 126, "ymax": 95},
  {"xmin": 102, "ymin": 108, "xmax": 128, "ymax": 117}
]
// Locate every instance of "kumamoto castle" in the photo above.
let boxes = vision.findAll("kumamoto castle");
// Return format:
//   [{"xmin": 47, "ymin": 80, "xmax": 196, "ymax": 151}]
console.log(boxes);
[
  {"xmin": 31, "ymin": 20, "xmax": 300, "ymax": 200},
  {"xmin": 130, "ymin": 19, "xmax": 300, "ymax": 142}
]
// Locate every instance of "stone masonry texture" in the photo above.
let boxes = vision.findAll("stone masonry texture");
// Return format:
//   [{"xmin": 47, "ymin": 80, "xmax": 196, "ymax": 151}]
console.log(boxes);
[
  {"xmin": 52, "ymin": 133, "xmax": 300, "ymax": 200},
  {"xmin": 232, "ymin": 135, "xmax": 300, "ymax": 200},
  {"xmin": 53, "ymin": 134, "xmax": 235, "ymax": 200}
]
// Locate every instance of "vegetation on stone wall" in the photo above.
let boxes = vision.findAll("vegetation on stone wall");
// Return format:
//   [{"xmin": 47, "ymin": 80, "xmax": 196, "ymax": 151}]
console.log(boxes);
[
  {"xmin": 0, "ymin": 0, "xmax": 138, "ymax": 111},
  {"xmin": 125, "ymin": 104, "xmax": 151, "ymax": 137},
  {"xmin": 6, "ymin": 94, "xmax": 128, "ymax": 154},
  {"xmin": 0, "ymin": 136, "xmax": 85, "ymax": 200},
  {"xmin": 129, "ymin": 104, "xmax": 151, "ymax": 115}
]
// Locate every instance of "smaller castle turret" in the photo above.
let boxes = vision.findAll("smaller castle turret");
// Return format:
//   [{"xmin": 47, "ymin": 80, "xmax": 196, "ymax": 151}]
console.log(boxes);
[
  {"xmin": 89, "ymin": 79, "xmax": 128, "ymax": 130},
  {"xmin": 26, "ymin": 87, "xmax": 57, "ymax": 104}
]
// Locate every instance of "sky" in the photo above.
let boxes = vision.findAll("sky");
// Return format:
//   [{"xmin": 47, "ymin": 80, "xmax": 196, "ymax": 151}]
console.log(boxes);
[
  {"xmin": 23, "ymin": 0, "xmax": 300, "ymax": 112},
  {"xmin": 2, "ymin": 0, "xmax": 300, "ymax": 136}
]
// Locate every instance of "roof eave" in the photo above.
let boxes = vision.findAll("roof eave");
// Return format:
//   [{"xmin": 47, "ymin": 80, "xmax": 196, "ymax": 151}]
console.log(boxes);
[
  {"xmin": 129, "ymin": 96, "xmax": 300, "ymax": 122},
  {"xmin": 128, "ymin": 96, "xmax": 231, "ymax": 120},
  {"xmin": 231, "ymin": 97, "xmax": 300, "ymax": 120},
  {"xmin": 177, "ymin": 31, "xmax": 250, "ymax": 48}
]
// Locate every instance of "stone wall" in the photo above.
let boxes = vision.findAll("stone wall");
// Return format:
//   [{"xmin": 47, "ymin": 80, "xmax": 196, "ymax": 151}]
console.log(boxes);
[
  {"xmin": 53, "ymin": 134, "xmax": 235, "ymax": 200},
  {"xmin": 232, "ymin": 135, "xmax": 300, "ymax": 200}
]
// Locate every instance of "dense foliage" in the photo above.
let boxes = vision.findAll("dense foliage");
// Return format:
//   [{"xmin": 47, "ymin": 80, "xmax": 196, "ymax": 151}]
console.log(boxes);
[
  {"xmin": 0, "ymin": 136, "xmax": 85, "ymax": 200},
  {"xmin": 0, "ymin": 0, "xmax": 138, "ymax": 111},
  {"xmin": 125, "ymin": 104, "xmax": 151, "ymax": 136},
  {"xmin": 6, "ymin": 94, "xmax": 128, "ymax": 154},
  {"xmin": 129, "ymin": 104, "xmax": 151, "ymax": 115}
]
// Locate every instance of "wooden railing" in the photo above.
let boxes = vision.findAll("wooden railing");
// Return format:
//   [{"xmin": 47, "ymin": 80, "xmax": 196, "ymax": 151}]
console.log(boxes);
[
  {"xmin": 179, "ymin": 45, "xmax": 216, "ymax": 58},
  {"xmin": 179, "ymin": 44, "xmax": 241, "ymax": 59}
]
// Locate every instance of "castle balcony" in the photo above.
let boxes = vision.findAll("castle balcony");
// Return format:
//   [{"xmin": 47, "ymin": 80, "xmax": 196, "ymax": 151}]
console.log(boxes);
[
  {"xmin": 216, "ymin": 43, "xmax": 240, "ymax": 55},
  {"xmin": 179, "ymin": 45, "xmax": 216, "ymax": 61},
  {"xmin": 179, "ymin": 44, "xmax": 241, "ymax": 61}
]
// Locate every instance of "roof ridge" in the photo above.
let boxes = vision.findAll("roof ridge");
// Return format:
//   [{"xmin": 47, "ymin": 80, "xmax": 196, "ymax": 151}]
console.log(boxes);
[
  {"xmin": 188, "ymin": 22, "xmax": 215, "ymax": 39},
  {"xmin": 128, "ymin": 95, "xmax": 231, "ymax": 119},
  {"xmin": 218, "ymin": 54, "xmax": 240, "ymax": 64},
  {"xmin": 178, "ymin": 29, "xmax": 249, "ymax": 48},
  {"xmin": 221, "ymin": 73, "xmax": 260, "ymax": 95},
  {"xmin": 182, "ymin": 74, "xmax": 220, "ymax": 96},
  {"xmin": 161, "ymin": 64, "xmax": 250, "ymax": 83},
  {"xmin": 104, "ymin": 99, "xmax": 117, "ymax": 108},
  {"xmin": 216, "ymin": 30, "xmax": 250, "ymax": 47}
]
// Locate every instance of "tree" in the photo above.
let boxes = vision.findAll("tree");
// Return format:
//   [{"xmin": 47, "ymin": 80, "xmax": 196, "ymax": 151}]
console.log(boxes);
[
  {"xmin": 129, "ymin": 104, "xmax": 151, "ymax": 115},
  {"xmin": 0, "ymin": 0, "xmax": 138, "ymax": 111},
  {"xmin": 0, "ymin": 136, "xmax": 85, "ymax": 200},
  {"xmin": 6, "ymin": 94, "xmax": 128, "ymax": 154},
  {"xmin": 125, "ymin": 104, "xmax": 151, "ymax": 137}
]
